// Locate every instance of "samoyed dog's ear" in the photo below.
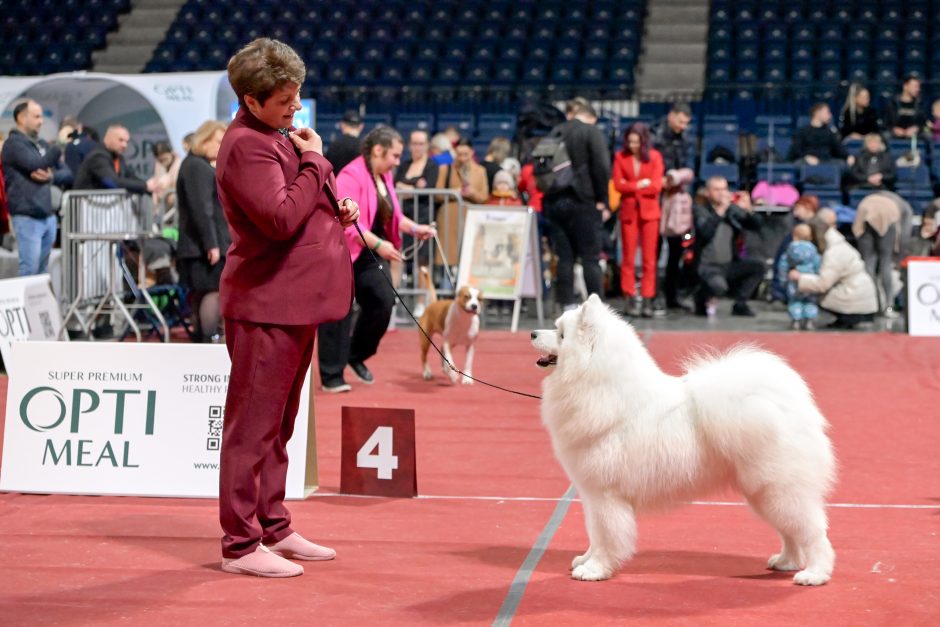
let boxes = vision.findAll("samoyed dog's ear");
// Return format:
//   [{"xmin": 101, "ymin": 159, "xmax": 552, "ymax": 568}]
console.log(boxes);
[{"xmin": 577, "ymin": 294, "xmax": 604, "ymax": 347}]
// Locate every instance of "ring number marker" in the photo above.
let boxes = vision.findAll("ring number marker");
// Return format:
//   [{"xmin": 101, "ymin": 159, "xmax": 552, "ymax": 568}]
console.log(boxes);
[
  {"xmin": 341, "ymin": 407, "xmax": 417, "ymax": 497},
  {"xmin": 356, "ymin": 426, "xmax": 398, "ymax": 480}
]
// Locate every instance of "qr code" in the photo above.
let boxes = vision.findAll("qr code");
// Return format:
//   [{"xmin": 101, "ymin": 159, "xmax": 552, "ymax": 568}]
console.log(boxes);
[
  {"xmin": 39, "ymin": 311, "xmax": 54, "ymax": 338},
  {"xmin": 206, "ymin": 405, "xmax": 224, "ymax": 450}
]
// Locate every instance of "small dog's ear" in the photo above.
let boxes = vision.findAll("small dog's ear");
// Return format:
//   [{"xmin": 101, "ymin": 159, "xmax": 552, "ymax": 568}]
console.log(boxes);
[{"xmin": 587, "ymin": 294, "xmax": 602, "ymax": 306}]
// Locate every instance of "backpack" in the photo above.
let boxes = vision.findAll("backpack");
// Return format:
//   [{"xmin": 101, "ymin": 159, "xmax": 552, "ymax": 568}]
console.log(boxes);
[{"xmin": 531, "ymin": 129, "xmax": 574, "ymax": 193}]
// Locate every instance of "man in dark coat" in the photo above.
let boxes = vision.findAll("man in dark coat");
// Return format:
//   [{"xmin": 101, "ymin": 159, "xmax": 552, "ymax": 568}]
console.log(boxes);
[
  {"xmin": 323, "ymin": 109, "xmax": 364, "ymax": 174},
  {"xmin": 1, "ymin": 100, "xmax": 71, "ymax": 275}
]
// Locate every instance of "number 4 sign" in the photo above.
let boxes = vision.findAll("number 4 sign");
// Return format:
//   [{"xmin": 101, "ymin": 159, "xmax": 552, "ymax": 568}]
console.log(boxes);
[{"xmin": 340, "ymin": 407, "xmax": 417, "ymax": 497}]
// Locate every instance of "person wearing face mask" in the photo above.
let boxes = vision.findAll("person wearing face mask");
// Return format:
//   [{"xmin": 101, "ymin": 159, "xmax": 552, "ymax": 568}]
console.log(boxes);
[
  {"xmin": 1, "ymin": 99, "xmax": 71, "ymax": 276},
  {"xmin": 317, "ymin": 126, "xmax": 436, "ymax": 392},
  {"xmin": 175, "ymin": 120, "xmax": 229, "ymax": 343},
  {"xmin": 214, "ymin": 38, "xmax": 360, "ymax": 578}
]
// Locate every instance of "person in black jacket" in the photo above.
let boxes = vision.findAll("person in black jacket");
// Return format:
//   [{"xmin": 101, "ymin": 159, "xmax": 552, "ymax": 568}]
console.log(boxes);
[
  {"xmin": 651, "ymin": 102, "xmax": 693, "ymax": 171},
  {"xmin": 787, "ymin": 103, "xmax": 851, "ymax": 166},
  {"xmin": 1, "ymin": 100, "xmax": 71, "ymax": 276},
  {"xmin": 176, "ymin": 120, "xmax": 231, "ymax": 342},
  {"xmin": 693, "ymin": 176, "xmax": 765, "ymax": 317},
  {"xmin": 323, "ymin": 109, "xmax": 364, "ymax": 174},
  {"xmin": 838, "ymin": 83, "xmax": 881, "ymax": 140},
  {"xmin": 884, "ymin": 74, "xmax": 926, "ymax": 139},
  {"xmin": 73, "ymin": 123, "xmax": 155, "ymax": 194},
  {"xmin": 60, "ymin": 115, "xmax": 99, "ymax": 177},
  {"xmin": 74, "ymin": 124, "xmax": 174, "ymax": 288},
  {"xmin": 847, "ymin": 134, "xmax": 896, "ymax": 191},
  {"xmin": 542, "ymin": 97, "xmax": 611, "ymax": 311}
]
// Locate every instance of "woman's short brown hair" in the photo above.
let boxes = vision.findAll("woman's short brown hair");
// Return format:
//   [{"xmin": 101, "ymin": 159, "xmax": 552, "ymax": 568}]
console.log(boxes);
[
  {"xmin": 227, "ymin": 38, "xmax": 304, "ymax": 106},
  {"xmin": 190, "ymin": 120, "xmax": 228, "ymax": 157}
]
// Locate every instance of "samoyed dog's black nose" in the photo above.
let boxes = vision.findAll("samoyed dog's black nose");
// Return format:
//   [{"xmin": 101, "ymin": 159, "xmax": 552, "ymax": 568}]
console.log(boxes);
[{"xmin": 531, "ymin": 331, "xmax": 538, "ymax": 340}]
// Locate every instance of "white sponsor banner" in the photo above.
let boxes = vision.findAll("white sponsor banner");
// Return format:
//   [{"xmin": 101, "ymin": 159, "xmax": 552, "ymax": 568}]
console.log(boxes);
[
  {"xmin": 907, "ymin": 260, "xmax": 940, "ymax": 336},
  {"xmin": 0, "ymin": 275, "xmax": 65, "ymax": 373},
  {"xmin": 0, "ymin": 342, "xmax": 313, "ymax": 498}
]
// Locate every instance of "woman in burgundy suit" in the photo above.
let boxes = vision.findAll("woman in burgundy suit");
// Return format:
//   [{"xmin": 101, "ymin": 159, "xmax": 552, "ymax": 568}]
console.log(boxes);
[
  {"xmin": 214, "ymin": 39, "xmax": 359, "ymax": 578},
  {"xmin": 613, "ymin": 123, "xmax": 664, "ymax": 318}
]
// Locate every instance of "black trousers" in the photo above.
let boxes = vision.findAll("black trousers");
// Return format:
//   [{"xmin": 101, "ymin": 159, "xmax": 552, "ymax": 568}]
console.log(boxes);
[
  {"xmin": 317, "ymin": 254, "xmax": 396, "ymax": 385},
  {"xmin": 543, "ymin": 196, "xmax": 603, "ymax": 307},
  {"xmin": 661, "ymin": 234, "xmax": 686, "ymax": 305},
  {"xmin": 696, "ymin": 259, "xmax": 766, "ymax": 305}
]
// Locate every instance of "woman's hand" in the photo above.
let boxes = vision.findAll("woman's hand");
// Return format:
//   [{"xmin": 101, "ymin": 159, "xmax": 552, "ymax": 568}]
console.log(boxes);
[
  {"xmin": 289, "ymin": 127, "xmax": 323, "ymax": 155},
  {"xmin": 207, "ymin": 248, "xmax": 221, "ymax": 265},
  {"xmin": 413, "ymin": 224, "xmax": 436, "ymax": 240},
  {"xmin": 788, "ymin": 269, "xmax": 801, "ymax": 281},
  {"xmin": 375, "ymin": 239, "xmax": 402, "ymax": 262},
  {"xmin": 338, "ymin": 198, "xmax": 359, "ymax": 227},
  {"xmin": 637, "ymin": 178, "xmax": 651, "ymax": 189}
]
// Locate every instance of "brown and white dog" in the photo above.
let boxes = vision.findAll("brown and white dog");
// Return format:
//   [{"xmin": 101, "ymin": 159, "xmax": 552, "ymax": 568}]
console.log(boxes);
[{"xmin": 418, "ymin": 267, "xmax": 482, "ymax": 384}]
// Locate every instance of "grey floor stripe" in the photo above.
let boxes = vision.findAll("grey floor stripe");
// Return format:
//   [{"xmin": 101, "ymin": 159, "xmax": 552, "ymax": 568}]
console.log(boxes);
[{"xmin": 492, "ymin": 484, "xmax": 578, "ymax": 627}]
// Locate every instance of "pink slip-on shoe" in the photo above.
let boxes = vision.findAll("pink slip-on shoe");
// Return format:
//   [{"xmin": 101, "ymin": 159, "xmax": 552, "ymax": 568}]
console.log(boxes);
[
  {"xmin": 266, "ymin": 532, "xmax": 336, "ymax": 561},
  {"xmin": 221, "ymin": 544, "xmax": 304, "ymax": 577}
]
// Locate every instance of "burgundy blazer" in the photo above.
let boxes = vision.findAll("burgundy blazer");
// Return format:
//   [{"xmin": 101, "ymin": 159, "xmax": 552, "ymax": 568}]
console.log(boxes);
[{"xmin": 216, "ymin": 107, "xmax": 353, "ymax": 325}]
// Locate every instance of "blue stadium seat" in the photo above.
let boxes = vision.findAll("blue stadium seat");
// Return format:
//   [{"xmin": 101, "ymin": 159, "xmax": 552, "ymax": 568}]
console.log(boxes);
[
  {"xmin": 437, "ymin": 114, "xmax": 474, "ymax": 136},
  {"xmin": 699, "ymin": 162, "xmax": 740, "ymax": 186},
  {"xmin": 608, "ymin": 64, "xmax": 634, "ymax": 85},
  {"xmin": 478, "ymin": 114, "xmax": 516, "ymax": 136},
  {"xmin": 493, "ymin": 61, "xmax": 519, "ymax": 84},
  {"xmin": 800, "ymin": 163, "xmax": 843, "ymax": 190},
  {"xmin": 756, "ymin": 163, "xmax": 798, "ymax": 185},
  {"xmin": 702, "ymin": 132, "xmax": 739, "ymax": 161},
  {"xmin": 888, "ymin": 139, "xmax": 927, "ymax": 160},
  {"xmin": 702, "ymin": 117, "xmax": 737, "ymax": 135},
  {"xmin": 362, "ymin": 114, "xmax": 392, "ymax": 134},
  {"xmin": 895, "ymin": 164, "xmax": 930, "ymax": 191},
  {"xmin": 316, "ymin": 114, "xmax": 343, "ymax": 137},
  {"xmin": 841, "ymin": 139, "xmax": 863, "ymax": 155},
  {"xmin": 395, "ymin": 113, "xmax": 435, "ymax": 136}
]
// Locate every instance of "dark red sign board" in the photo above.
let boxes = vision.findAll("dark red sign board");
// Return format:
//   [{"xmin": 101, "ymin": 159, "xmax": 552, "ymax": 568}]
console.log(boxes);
[{"xmin": 340, "ymin": 406, "xmax": 417, "ymax": 498}]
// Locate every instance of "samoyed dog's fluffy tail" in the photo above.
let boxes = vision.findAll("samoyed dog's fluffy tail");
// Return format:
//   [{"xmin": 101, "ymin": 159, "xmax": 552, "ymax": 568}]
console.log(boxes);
[{"xmin": 531, "ymin": 294, "xmax": 836, "ymax": 585}]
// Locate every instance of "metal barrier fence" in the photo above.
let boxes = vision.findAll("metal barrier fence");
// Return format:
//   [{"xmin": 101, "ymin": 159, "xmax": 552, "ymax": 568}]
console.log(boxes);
[
  {"xmin": 394, "ymin": 188, "xmax": 465, "ymax": 311},
  {"xmin": 59, "ymin": 189, "xmax": 168, "ymax": 341}
]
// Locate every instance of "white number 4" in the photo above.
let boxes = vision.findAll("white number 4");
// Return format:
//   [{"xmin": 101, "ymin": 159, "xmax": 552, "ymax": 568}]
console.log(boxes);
[{"xmin": 356, "ymin": 426, "xmax": 398, "ymax": 480}]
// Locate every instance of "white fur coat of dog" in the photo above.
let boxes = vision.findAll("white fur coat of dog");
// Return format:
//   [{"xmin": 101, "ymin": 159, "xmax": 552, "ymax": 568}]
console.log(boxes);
[{"xmin": 531, "ymin": 295, "xmax": 836, "ymax": 585}]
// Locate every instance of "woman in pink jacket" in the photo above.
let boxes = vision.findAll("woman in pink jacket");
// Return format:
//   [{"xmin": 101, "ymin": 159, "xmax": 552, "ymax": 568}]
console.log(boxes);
[
  {"xmin": 613, "ymin": 123, "xmax": 664, "ymax": 317},
  {"xmin": 317, "ymin": 126, "xmax": 435, "ymax": 392}
]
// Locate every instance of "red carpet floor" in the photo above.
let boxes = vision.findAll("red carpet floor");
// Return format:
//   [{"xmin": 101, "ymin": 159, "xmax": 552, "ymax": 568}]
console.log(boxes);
[{"xmin": 0, "ymin": 329, "xmax": 937, "ymax": 625}]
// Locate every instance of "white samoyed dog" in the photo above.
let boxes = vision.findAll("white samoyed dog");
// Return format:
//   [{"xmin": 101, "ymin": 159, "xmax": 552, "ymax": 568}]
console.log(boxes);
[{"xmin": 531, "ymin": 295, "xmax": 836, "ymax": 585}]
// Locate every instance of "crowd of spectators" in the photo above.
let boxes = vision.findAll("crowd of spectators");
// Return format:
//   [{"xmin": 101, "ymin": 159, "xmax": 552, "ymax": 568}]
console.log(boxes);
[{"xmin": 2, "ymin": 85, "xmax": 939, "ymax": 341}]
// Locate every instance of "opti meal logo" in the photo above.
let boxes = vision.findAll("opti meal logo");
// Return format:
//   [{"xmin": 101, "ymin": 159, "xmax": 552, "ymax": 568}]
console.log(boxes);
[{"xmin": 20, "ymin": 374, "xmax": 156, "ymax": 468}]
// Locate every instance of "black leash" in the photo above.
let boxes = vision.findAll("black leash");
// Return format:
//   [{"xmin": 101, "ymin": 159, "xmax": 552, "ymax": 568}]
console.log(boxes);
[{"xmin": 327, "ymin": 187, "xmax": 541, "ymax": 401}]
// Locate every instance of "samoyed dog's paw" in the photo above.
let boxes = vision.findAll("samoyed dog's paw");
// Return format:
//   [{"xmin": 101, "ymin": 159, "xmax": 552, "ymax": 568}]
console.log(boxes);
[
  {"xmin": 767, "ymin": 553, "xmax": 800, "ymax": 571},
  {"xmin": 793, "ymin": 569, "xmax": 830, "ymax": 586},
  {"xmin": 571, "ymin": 559, "xmax": 612, "ymax": 581},
  {"xmin": 571, "ymin": 552, "xmax": 590, "ymax": 570},
  {"xmin": 461, "ymin": 375, "xmax": 473, "ymax": 385}
]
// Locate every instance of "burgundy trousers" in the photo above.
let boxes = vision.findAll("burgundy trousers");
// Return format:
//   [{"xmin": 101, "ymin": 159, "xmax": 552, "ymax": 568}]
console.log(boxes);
[{"xmin": 219, "ymin": 318, "xmax": 316, "ymax": 558}]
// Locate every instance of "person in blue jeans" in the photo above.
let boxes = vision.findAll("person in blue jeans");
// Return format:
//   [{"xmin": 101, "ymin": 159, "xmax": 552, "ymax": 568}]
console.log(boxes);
[
  {"xmin": 778, "ymin": 223, "xmax": 821, "ymax": 330},
  {"xmin": 1, "ymin": 100, "xmax": 71, "ymax": 276}
]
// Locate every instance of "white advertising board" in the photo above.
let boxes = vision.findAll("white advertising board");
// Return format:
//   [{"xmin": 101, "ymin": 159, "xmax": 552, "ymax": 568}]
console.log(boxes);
[
  {"xmin": 0, "ymin": 274, "xmax": 65, "ymax": 373},
  {"xmin": 0, "ymin": 342, "xmax": 317, "ymax": 498},
  {"xmin": 907, "ymin": 259, "xmax": 940, "ymax": 336}
]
